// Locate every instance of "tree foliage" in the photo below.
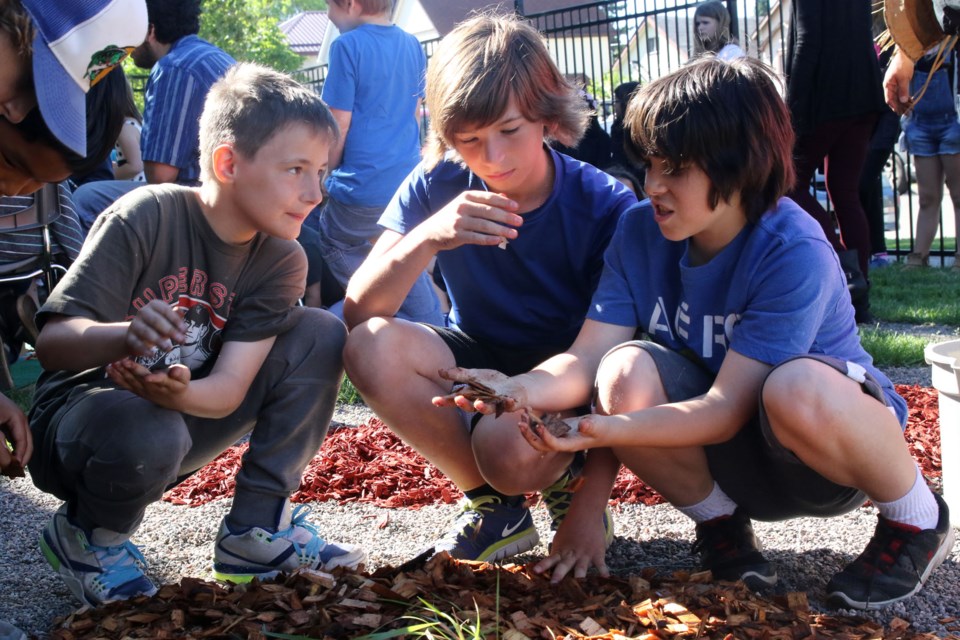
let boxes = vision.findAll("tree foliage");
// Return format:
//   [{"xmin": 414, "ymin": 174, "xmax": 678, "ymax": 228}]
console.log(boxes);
[{"xmin": 199, "ymin": 0, "xmax": 328, "ymax": 72}]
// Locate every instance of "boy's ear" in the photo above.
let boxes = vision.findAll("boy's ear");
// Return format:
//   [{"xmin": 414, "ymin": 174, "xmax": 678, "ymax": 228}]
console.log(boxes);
[
  {"xmin": 544, "ymin": 122, "xmax": 559, "ymax": 138},
  {"xmin": 211, "ymin": 144, "xmax": 238, "ymax": 184}
]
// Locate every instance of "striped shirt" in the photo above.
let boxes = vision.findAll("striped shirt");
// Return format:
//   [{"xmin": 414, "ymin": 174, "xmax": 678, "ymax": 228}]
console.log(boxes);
[
  {"xmin": 0, "ymin": 183, "xmax": 84, "ymax": 266},
  {"xmin": 140, "ymin": 35, "xmax": 235, "ymax": 186}
]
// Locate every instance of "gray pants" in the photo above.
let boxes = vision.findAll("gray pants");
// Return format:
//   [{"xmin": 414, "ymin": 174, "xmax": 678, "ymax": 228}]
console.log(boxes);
[{"xmin": 31, "ymin": 307, "xmax": 345, "ymax": 534}]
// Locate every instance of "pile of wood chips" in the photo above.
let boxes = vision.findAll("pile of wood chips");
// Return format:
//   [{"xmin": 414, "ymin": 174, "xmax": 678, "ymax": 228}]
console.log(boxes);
[
  {"xmin": 49, "ymin": 553, "xmax": 949, "ymax": 640},
  {"xmin": 163, "ymin": 384, "xmax": 943, "ymax": 510}
]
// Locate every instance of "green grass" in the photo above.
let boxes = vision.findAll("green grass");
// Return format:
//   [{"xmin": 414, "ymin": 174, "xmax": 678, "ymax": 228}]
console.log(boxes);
[
  {"xmin": 858, "ymin": 328, "xmax": 930, "ymax": 367},
  {"xmin": 338, "ymin": 376, "xmax": 363, "ymax": 405},
  {"xmin": 869, "ymin": 264, "xmax": 960, "ymax": 325}
]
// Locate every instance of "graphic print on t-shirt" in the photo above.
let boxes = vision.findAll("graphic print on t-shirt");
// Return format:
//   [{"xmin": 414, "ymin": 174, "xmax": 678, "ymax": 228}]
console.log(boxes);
[{"xmin": 136, "ymin": 295, "xmax": 225, "ymax": 372}]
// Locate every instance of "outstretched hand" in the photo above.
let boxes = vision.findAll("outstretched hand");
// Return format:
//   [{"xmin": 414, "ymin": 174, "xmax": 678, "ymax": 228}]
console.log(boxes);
[
  {"xmin": 106, "ymin": 359, "xmax": 192, "ymax": 410},
  {"xmin": 518, "ymin": 411, "xmax": 611, "ymax": 453},
  {"xmin": 432, "ymin": 367, "xmax": 528, "ymax": 415}
]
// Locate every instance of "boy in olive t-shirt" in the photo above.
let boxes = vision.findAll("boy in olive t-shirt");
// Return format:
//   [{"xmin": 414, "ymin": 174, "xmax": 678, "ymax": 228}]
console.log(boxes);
[{"xmin": 28, "ymin": 63, "xmax": 365, "ymax": 608}]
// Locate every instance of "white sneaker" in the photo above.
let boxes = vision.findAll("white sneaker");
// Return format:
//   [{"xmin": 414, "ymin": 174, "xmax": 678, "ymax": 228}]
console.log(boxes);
[{"xmin": 213, "ymin": 504, "xmax": 366, "ymax": 583}]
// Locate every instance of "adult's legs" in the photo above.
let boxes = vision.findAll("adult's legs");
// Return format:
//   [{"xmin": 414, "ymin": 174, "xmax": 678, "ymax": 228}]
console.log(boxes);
[
  {"xmin": 937, "ymin": 153, "xmax": 960, "ymax": 263},
  {"xmin": 911, "ymin": 155, "xmax": 947, "ymax": 259},
  {"xmin": 859, "ymin": 147, "xmax": 892, "ymax": 256},
  {"xmin": 824, "ymin": 114, "xmax": 878, "ymax": 276},
  {"xmin": 789, "ymin": 124, "xmax": 844, "ymax": 251},
  {"xmin": 72, "ymin": 180, "xmax": 141, "ymax": 235}
]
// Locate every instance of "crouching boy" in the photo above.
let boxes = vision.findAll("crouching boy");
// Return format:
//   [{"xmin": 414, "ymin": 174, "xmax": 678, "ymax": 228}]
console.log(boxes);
[
  {"xmin": 28, "ymin": 63, "xmax": 365, "ymax": 607},
  {"xmin": 440, "ymin": 56, "xmax": 954, "ymax": 609}
]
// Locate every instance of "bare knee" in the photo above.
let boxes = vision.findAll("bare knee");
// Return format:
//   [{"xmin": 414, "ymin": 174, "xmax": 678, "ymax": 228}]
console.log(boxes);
[
  {"xmin": 343, "ymin": 317, "xmax": 399, "ymax": 391},
  {"xmin": 595, "ymin": 346, "xmax": 667, "ymax": 414},
  {"xmin": 762, "ymin": 359, "xmax": 829, "ymax": 441}
]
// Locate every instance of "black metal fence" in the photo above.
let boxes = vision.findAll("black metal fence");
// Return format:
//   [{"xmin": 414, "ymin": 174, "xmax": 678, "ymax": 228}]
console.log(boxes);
[{"xmin": 132, "ymin": 0, "xmax": 952, "ymax": 264}]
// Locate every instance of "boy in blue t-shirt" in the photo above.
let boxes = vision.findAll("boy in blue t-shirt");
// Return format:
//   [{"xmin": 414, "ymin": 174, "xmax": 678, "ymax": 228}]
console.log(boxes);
[
  {"xmin": 298, "ymin": 0, "xmax": 439, "ymax": 322},
  {"xmin": 343, "ymin": 14, "xmax": 636, "ymax": 565},
  {"xmin": 438, "ymin": 56, "xmax": 953, "ymax": 611}
]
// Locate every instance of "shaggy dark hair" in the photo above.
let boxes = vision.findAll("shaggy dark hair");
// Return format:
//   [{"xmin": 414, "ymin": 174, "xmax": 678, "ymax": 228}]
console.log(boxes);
[
  {"xmin": 145, "ymin": 0, "xmax": 201, "ymax": 44},
  {"xmin": 199, "ymin": 63, "xmax": 339, "ymax": 182},
  {"xmin": 624, "ymin": 56, "xmax": 795, "ymax": 223},
  {"xmin": 17, "ymin": 68, "xmax": 127, "ymax": 175},
  {"xmin": 422, "ymin": 13, "xmax": 588, "ymax": 169}
]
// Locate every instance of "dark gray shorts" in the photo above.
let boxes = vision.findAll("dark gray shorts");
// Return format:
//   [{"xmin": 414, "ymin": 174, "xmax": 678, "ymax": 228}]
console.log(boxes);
[{"xmin": 600, "ymin": 340, "xmax": 887, "ymax": 521}]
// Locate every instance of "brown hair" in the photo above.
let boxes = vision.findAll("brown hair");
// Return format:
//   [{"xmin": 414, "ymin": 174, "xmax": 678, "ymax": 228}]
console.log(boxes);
[
  {"xmin": 0, "ymin": 0, "xmax": 34, "ymax": 55},
  {"xmin": 692, "ymin": 0, "xmax": 736, "ymax": 56},
  {"xmin": 624, "ymin": 56, "xmax": 795, "ymax": 223},
  {"xmin": 199, "ymin": 63, "xmax": 339, "ymax": 182},
  {"xmin": 422, "ymin": 12, "xmax": 588, "ymax": 168},
  {"xmin": 330, "ymin": 0, "xmax": 392, "ymax": 16}
]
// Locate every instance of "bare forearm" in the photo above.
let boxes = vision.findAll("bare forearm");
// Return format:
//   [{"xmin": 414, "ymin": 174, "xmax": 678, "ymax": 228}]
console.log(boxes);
[
  {"xmin": 172, "ymin": 375, "xmax": 246, "ymax": 418},
  {"xmin": 36, "ymin": 319, "xmax": 133, "ymax": 371}
]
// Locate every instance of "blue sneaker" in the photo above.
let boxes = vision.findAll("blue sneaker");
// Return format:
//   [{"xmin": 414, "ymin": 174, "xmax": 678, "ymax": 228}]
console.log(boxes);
[
  {"xmin": 39, "ymin": 504, "xmax": 157, "ymax": 607},
  {"xmin": 541, "ymin": 454, "xmax": 615, "ymax": 547},
  {"xmin": 214, "ymin": 504, "xmax": 366, "ymax": 583},
  {"xmin": 434, "ymin": 495, "xmax": 539, "ymax": 562}
]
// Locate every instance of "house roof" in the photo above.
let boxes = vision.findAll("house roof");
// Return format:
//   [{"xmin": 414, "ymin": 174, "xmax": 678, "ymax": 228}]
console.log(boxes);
[
  {"xmin": 418, "ymin": 0, "xmax": 608, "ymax": 37},
  {"xmin": 280, "ymin": 11, "xmax": 330, "ymax": 55}
]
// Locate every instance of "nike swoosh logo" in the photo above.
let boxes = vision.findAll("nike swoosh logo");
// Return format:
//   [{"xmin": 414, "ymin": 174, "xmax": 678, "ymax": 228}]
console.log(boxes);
[{"xmin": 501, "ymin": 518, "xmax": 527, "ymax": 538}]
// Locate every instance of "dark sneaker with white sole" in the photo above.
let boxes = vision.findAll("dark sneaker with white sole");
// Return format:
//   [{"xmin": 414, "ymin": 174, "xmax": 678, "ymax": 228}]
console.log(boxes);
[
  {"xmin": 693, "ymin": 508, "xmax": 778, "ymax": 591},
  {"xmin": 826, "ymin": 492, "xmax": 954, "ymax": 610},
  {"xmin": 433, "ymin": 495, "xmax": 539, "ymax": 561}
]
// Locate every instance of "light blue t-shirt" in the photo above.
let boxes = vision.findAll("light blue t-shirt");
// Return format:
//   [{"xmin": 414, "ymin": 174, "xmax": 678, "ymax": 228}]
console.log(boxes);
[
  {"xmin": 140, "ymin": 35, "xmax": 235, "ymax": 186},
  {"xmin": 322, "ymin": 24, "xmax": 426, "ymax": 210},
  {"xmin": 589, "ymin": 197, "xmax": 907, "ymax": 424},
  {"xmin": 380, "ymin": 149, "xmax": 638, "ymax": 350}
]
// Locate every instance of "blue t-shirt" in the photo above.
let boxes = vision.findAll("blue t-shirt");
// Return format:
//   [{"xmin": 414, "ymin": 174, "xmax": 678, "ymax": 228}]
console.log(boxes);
[
  {"xmin": 140, "ymin": 35, "xmax": 235, "ymax": 185},
  {"xmin": 589, "ymin": 197, "xmax": 907, "ymax": 424},
  {"xmin": 322, "ymin": 24, "xmax": 426, "ymax": 210},
  {"xmin": 380, "ymin": 149, "xmax": 637, "ymax": 350}
]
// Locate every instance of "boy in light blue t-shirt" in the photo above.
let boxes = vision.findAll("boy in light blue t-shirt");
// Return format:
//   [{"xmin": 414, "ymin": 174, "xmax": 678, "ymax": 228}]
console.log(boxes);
[
  {"xmin": 300, "ymin": 0, "xmax": 440, "ymax": 322},
  {"xmin": 438, "ymin": 56, "xmax": 953, "ymax": 612}
]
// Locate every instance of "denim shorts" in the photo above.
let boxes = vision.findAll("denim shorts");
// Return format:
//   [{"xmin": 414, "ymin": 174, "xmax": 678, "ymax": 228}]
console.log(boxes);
[{"xmin": 902, "ymin": 114, "xmax": 960, "ymax": 157}]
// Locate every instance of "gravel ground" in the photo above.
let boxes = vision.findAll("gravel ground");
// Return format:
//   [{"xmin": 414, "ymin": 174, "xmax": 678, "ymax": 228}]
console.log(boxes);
[{"xmin": 2, "ymin": 327, "xmax": 960, "ymax": 639}]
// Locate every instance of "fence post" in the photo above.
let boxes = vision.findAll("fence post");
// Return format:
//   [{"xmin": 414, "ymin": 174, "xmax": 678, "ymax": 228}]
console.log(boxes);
[
  {"xmin": 726, "ymin": 0, "xmax": 740, "ymax": 40},
  {"xmin": 515, "ymin": 0, "xmax": 525, "ymax": 16}
]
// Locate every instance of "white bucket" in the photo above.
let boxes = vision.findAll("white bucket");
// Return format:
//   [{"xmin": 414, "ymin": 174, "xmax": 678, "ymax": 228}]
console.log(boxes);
[{"xmin": 924, "ymin": 339, "xmax": 960, "ymax": 527}]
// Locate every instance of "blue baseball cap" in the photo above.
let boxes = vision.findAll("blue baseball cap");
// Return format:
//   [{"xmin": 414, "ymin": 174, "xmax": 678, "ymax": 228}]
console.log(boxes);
[{"xmin": 20, "ymin": 0, "xmax": 149, "ymax": 156}]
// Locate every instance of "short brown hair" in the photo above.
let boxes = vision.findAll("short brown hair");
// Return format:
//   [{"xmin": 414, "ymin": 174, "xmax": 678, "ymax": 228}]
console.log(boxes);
[
  {"xmin": 199, "ymin": 63, "xmax": 339, "ymax": 183},
  {"xmin": 422, "ymin": 13, "xmax": 588, "ymax": 168},
  {"xmin": 0, "ymin": 0, "xmax": 34, "ymax": 55},
  {"xmin": 330, "ymin": 0, "xmax": 392, "ymax": 16},
  {"xmin": 624, "ymin": 56, "xmax": 795, "ymax": 223}
]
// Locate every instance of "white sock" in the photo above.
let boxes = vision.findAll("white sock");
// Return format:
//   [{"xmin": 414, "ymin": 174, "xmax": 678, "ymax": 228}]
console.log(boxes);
[
  {"xmin": 873, "ymin": 465, "xmax": 940, "ymax": 530},
  {"xmin": 676, "ymin": 482, "xmax": 738, "ymax": 523}
]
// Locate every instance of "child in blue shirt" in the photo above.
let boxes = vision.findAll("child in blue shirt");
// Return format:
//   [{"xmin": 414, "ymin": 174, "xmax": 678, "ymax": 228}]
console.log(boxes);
[
  {"xmin": 343, "ymin": 14, "xmax": 636, "ymax": 565},
  {"xmin": 438, "ymin": 56, "xmax": 953, "ymax": 610}
]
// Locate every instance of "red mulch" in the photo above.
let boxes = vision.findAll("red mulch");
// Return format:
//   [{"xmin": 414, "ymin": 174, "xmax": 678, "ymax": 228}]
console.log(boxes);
[{"xmin": 162, "ymin": 384, "xmax": 942, "ymax": 509}]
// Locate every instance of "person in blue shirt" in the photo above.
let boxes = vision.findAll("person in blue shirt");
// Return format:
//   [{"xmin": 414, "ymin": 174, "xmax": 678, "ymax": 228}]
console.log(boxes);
[
  {"xmin": 299, "ymin": 0, "xmax": 440, "ymax": 322},
  {"xmin": 72, "ymin": 0, "xmax": 235, "ymax": 230},
  {"xmin": 342, "ymin": 14, "xmax": 636, "ymax": 565},
  {"xmin": 438, "ymin": 56, "xmax": 953, "ymax": 611}
]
